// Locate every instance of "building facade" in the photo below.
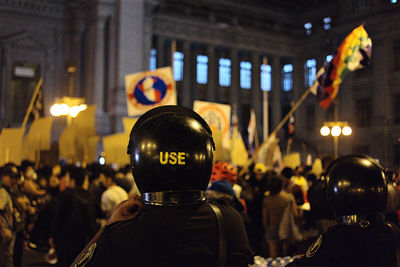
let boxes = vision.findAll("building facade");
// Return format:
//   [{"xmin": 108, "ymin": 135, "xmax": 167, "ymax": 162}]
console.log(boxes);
[{"xmin": 1, "ymin": 0, "xmax": 399, "ymax": 167}]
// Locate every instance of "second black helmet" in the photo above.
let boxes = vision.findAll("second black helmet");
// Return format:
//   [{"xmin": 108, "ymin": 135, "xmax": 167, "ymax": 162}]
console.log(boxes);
[{"xmin": 325, "ymin": 154, "xmax": 387, "ymax": 218}]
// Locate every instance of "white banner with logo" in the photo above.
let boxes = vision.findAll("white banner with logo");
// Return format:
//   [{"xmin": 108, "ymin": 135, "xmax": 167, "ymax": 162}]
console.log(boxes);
[
  {"xmin": 193, "ymin": 100, "xmax": 231, "ymax": 149},
  {"xmin": 125, "ymin": 67, "xmax": 177, "ymax": 116}
]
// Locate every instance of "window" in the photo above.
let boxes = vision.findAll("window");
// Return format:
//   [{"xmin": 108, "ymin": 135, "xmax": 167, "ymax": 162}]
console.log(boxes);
[
  {"xmin": 197, "ymin": 55, "xmax": 208, "ymax": 84},
  {"xmin": 355, "ymin": 0, "xmax": 370, "ymax": 11},
  {"xmin": 305, "ymin": 59, "xmax": 316, "ymax": 87},
  {"xmin": 173, "ymin": 51, "xmax": 184, "ymax": 81},
  {"xmin": 306, "ymin": 105, "xmax": 315, "ymax": 131},
  {"xmin": 240, "ymin": 61, "xmax": 252, "ymax": 89},
  {"xmin": 393, "ymin": 94, "xmax": 400, "ymax": 124},
  {"xmin": 326, "ymin": 54, "xmax": 334, "ymax": 62},
  {"xmin": 282, "ymin": 64, "xmax": 293, "ymax": 92},
  {"xmin": 323, "ymin": 17, "xmax": 331, "ymax": 31},
  {"xmin": 304, "ymin": 22, "xmax": 312, "ymax": 35},
  {"xmin": 355, "ymin": 98, "xmax": 372, "ymax": 127},
  {"xmin": 149, "ymin": 48, "xmax": 157, "ymax": 70},
  {"xmin": 394, "ymin": 40, "xmax": 400, "ymax": 71},
  {"xmin": 261, "ymin": 64, "xmax": 272, "ymax": 91},
  {"xmin": 219, "ymin": 58, "xmax": 231, "ymax": 87},
  {"xmin": 391, "ymin": 0, "xmax": 398, "ymax": 3}
]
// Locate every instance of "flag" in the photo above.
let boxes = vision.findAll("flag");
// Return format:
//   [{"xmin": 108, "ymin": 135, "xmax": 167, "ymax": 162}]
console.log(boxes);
[
  {"xmin": 125, "ymin": 67, "xmax": 176, "ymax": 116},
  {"xmin": 310, "ymin": 25, "xmax": 372, "ymax": 109},
  {"xmin": 247, "ymin": 109, "xmax": 256, "ymax": 148},
  {"xmin": 230, "ymin": 124, "xmax": 248, "ymax": 167},
  {"xmin": 29, "ymin": 84, "xmax": 44, "ymax": 121},
  {"xmin": 22, "ymin": 78, "xmax": 44, "ymax": 128}
]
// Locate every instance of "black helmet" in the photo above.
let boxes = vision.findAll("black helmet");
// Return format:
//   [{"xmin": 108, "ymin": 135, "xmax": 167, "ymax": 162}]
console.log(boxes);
[
  {"xmin": 127, "ymin": 105, "xmax": 215, "ymax": 206},
  {"xmin": 325, "ymin": 154, "xmax": 387, "ymax": 225}
]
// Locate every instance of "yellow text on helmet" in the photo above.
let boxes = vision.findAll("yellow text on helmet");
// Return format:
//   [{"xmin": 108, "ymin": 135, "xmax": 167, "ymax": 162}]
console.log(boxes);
[{"xmin": 160, "ymin": 152, "xmax": 186, "ymax": 165}]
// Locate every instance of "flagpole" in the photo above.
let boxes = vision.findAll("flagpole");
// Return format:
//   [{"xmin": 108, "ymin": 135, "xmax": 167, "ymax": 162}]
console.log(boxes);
[
  {"xmin": 239, "ymin": 86, "xmax": 311, "ymax": 176},
  {"xmin": 22, "ymin": 78, "xmax": 43, "ymax": 129},
  {"xmin": 262, "ymin": 57, "xmax": 269, "ymax": 142}
]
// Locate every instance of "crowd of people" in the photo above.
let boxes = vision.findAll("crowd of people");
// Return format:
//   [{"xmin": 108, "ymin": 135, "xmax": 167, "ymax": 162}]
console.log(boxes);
[
  {"xmin": 0, "ymin": 160, "xmax": 137, "ymax": 267},
  {"xmin": 1, "ymin": 156, "xmax": 400, "ymax": 266}
]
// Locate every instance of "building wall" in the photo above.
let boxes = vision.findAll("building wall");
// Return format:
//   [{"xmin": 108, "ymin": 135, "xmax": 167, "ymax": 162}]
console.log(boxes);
[{"xmin": 1, "ymin": 0, "xmax": 399, "ymax": 167}]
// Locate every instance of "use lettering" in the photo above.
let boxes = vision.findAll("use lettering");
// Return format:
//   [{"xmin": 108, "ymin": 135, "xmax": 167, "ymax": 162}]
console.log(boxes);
[{"xmin": 160, "ymin": 152, "xmax": 186, "ymax": 165}]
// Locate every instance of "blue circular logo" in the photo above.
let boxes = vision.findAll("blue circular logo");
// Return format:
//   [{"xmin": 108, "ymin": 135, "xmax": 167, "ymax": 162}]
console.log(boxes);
[{"xmin": 133, "ymin": 76, "xmax": 167, "ymax": 105}]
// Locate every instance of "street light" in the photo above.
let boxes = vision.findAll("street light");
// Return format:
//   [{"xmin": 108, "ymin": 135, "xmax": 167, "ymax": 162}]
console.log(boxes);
[
  {"xmin": 50, "ymin": 97, "xmax": 87, "ymax": 124},
  {"xmin": 320, "ymin": 121, "xmax": 352, "ymax": 158}
]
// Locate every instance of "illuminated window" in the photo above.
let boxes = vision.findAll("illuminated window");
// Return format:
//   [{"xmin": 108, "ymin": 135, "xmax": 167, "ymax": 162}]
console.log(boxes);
[
  {"xmin": 149, "ymin": 48, "xmax": 157, "ymax": 70},
  {"xmin": 173, "ymin": 52, "xmax": 184, "ymax": 81},
  {"xmin": 323, "ymin": 17, "xmax": 331, "ymax": 30},
  {"xmin": 196, "ymin": 55, "xmax": 208, "ymax": 84},
  {"xmin": 304, "ymin": 22, "xmax": 312, "ymax": 35},
  {"xmin": 391, "ymin": 0, "xmax": 398, "ymax": 3},
  {"xmin": 261, "ymin": 64, "xmax": 272, "ymax": 91},
  {"xmin": 305, "ymin": 59, "xmax": 316, "ymax": 87},
  {"xmin": 240, "ymin": 61, "xmax": 252, "ymax": 89},
  {"xmin": 219, "ymin": 58, "xmax": 231, "ymax": 87},
  {"xmin": 326, "ymin": 54, "xmax": 334, "ymax": 62},
  {"xmin": 282, "ymin": 64, "xmax": 293, "ymax": 92}
]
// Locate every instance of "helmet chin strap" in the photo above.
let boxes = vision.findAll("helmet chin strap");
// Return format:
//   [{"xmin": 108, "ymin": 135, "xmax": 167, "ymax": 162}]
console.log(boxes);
[
  {"xmin": 142, "ymin": 190, "xmax": 207, "ymax": 206},
  {"xmin": 338, "ymin": 213, "xmax": 385, "ymax": 227}
]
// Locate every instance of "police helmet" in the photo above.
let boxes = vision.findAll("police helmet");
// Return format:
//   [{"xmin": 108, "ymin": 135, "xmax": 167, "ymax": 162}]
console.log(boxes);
[
  {"xmin": 127, "ymin": 105, "xmax": 215, "ymax": 206},
  {"xmin": 325, "ymin": 154, "xmax": 387, "ymax": 224}
]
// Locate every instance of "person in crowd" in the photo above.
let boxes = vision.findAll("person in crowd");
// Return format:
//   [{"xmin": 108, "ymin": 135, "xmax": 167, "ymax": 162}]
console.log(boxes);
[
  {"xmin": 288, "ymin": 154, "xmax": 400, "ymax": 267},
  {"xmin": 50, "ymin": 165, "xmax": 99, "ymax": 267},
  {"xmin": 240, "ymin": 163, "xmax": 271, "ymax": 256},
  {"xmin": 291, "ymin": 166, "xmax": 308, "ymax": 197},
  {"xmin": 384, "ymin": 169, "xmax": 400, "ymax": 227},
  {"xmin": 0, "ymin": 165, "xmax": 19, "ymax": 267},
  {"xmin": 281, "ymin": 167, "xmax": 304, "ymax": 207},
  {"xmin": 100, "ymin": 165, "xmax": 128, "ymax": 218},
  {"xmin": 20, "ymin": 160, "xmax": 46, "ymax": 201},
  {"xmin": 262, "ymin": 175, "xmax": 299, "ymax": 258},
  {"xmin": 307, "ymin": 156, "xmax": 336, "ymax": 235},
  {"xmin": 73, "ymin": 105, "xmax": 253, "ymax": 267}
]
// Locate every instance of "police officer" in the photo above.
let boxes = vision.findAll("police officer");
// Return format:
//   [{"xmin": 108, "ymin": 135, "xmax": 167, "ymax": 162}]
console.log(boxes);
[
  {"xmin": 72, "ymin": 105, "xmax": 253, "ymax": 267},
  {"xmin": 288, "ymin": 154, "xmax": 400, "ymax": 267}
]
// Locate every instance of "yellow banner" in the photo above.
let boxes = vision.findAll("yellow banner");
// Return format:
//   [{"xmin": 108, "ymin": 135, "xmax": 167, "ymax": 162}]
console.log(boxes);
[
  {"xmin": 102, "ymin": 133, "xmax": 130, "ymax": 166},
  {"xmin": 0, "ymin": 128, "xmax": 25, "ymax": 165}
]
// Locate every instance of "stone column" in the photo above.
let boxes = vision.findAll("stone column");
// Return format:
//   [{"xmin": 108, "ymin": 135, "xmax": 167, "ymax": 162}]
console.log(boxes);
[
  {"xmin": 230, "ymin": 48, "xmax": 240, "ymax": 125},
  {"xmin": 156, "ymin": 35, "xmax": 165, "ymax": 68},
  {"xmin": 207, "ymin": 44, "xmax": 217, "ymax": 102},
  {"xmin": 372, "ymin": 38, "xmax": 391, "ymax": 164},
  {"xmin": 251, "ymin": 52, "xmax": 262, "ymax": 140},
  {"xmin": 92, "ymin": 16, "xmax": 106, "ymax": 112},
  {"xmin": 113, "ymin": 0, "xmax": 145, "ymax": 132},
  {"xmin": 183, "ymin": 40, "xmax": 193, "ymax": 108},
  {"xmin": 292, "ymin": 56, "xmax": 305, "ymax": 136},
  {"xmin": 271, "ymin": 55, "xmax": 281, "ymax": 129}
]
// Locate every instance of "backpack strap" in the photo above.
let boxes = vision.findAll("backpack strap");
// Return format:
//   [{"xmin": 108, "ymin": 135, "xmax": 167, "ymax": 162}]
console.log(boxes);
[{"xmin": 209, "ymin": 203, "xmax": 226, "ymax": 267}]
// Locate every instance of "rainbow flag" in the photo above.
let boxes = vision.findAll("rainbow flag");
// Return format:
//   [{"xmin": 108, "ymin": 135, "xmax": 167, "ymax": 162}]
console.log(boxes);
[{"xmin": 310, "ymin": 25, "xmax": 372, "ymax": 109}]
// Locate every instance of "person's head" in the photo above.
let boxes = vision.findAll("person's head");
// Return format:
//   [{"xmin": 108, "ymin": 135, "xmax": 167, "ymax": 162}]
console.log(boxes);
[
  {"xmin": 325, "ymin": 154, "xmax": 387, "ymax": 225},
  {"xmin": 127, "ymin": 105, "xmax": 215, "ymax": 206},
  {"xmin": 58, "ymin": 165, "xmax": 71, "ymax": 191},
  {"xmin": 99, "ymin": 165, "xmax": 115, "ymax": 188},
  {"xmin": 210, "ymin": 161, "xmax": 238, "ymax": 184},
  {"xmin": 69, "ymin": 166, "xmax": 88, "ymax": 189},
  {"xmin": 254, "ymin": 163, "xmax": 267, "ymax": 180},
  {"xmin": 268, "ymin": 175, "xmax": 283, "ymax": 195},
  {"xmin": 281, "ymin": 167, "xmax": 294, "ymax": 180},
  {"xmin": 1, "ymin": 165, "xmax": 19, "ymax": 188},
  {"xmin": 21, "ymin": 160, "xmax": 36, "ymax": 180},
  {"xmin": 295, "ymin": 166, "xmax": 303, "ymax": 176}
]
